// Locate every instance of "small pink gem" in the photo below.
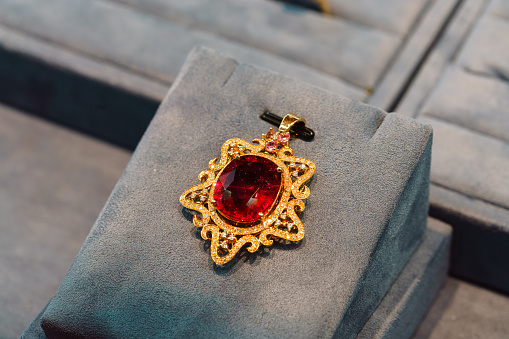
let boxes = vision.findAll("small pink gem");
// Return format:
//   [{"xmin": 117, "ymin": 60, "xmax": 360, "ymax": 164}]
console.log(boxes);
[
  {"xmin": 265, "ymin": 140, "xmax": 277, "ymax": 152},
  {"xmin": 265, "ymin": 129, "xmax": 276, "ymax": 140},
  {"xmin": 278, "ymin": 132, "xmax": 290, "ymax": 143}
]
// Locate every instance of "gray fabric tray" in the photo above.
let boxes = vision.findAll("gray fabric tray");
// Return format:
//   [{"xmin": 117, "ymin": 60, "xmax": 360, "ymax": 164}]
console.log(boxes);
[
  {"xmin": 0, "ymin": 0, "xmax": 458, "ymax": 149},
  {"xmin": 0, "ymin": 0, "xmax": 365, "ymax": 98},
  {"xmin": 108, "ymin": 0, "xmax": 400, "ymax": 88},
  {"xmin": 111, "ymin": 0, "xmax": 459, "ymax": 109},
  {"xmin": 26, "ymin": 46, "xmax": 434, "ymax": 338},
  {"xmin": 0, "ymin": 104, "xmax": 131, "ymax": 338},
  {"xmin": 327, "ymin": 0, "xmax": 430, "ymax": 35},
  {"xmin": 395, "ymin": 0, "xmax": 509, "ymax": 293}
]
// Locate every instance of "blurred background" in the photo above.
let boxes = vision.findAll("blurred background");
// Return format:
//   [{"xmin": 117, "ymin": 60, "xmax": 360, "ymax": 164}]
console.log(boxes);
[{"xmin": 1, "ymin": 0, "xmax": 508, "ymax": 337}]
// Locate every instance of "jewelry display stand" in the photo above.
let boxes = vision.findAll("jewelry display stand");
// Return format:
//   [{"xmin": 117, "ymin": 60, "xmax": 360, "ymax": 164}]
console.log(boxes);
[{"xmin": 22, "ymin": 47, "xmax": 451, "ymax": 338}]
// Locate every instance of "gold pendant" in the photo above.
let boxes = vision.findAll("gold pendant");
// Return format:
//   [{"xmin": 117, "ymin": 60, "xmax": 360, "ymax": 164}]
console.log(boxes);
[{"xmin": 180, "ymin": 113, "xmax": 315, "ymax": 265}]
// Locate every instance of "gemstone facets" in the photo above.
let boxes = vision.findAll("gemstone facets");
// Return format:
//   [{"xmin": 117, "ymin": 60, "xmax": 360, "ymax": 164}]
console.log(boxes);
[
  {"xmin": 212, "ymin": 155, "xmax": 282, "ymax": 223},
  {"xmin": 265, "ymin": 140, "xmax": 277, "ymax": 153},
  {"xmin": 180, "ymin": 133, "xmax": 315, "ymax": 266},
  {"xmin": 278, "ymin": 132, "xmax": 290, "ymax": 143}
]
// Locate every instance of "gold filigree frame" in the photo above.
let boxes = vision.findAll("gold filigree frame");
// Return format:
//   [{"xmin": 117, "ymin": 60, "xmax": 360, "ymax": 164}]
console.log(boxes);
[{"xmin": 180, "ymin": 132, "xmax": 315, "ymax": 265}]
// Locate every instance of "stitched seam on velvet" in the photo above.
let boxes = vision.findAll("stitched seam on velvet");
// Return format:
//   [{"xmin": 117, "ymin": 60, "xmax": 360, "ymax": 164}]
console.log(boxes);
[
  {"xmin": 221, "ymin": 64, "xmax": 238, "ymax": 88},
  {"xmin": 463, "ymin": 65, "xmax": 509, "ymax": 85}
]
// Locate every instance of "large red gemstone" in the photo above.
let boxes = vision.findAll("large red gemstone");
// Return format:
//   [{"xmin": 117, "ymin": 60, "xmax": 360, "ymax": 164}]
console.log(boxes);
[{"xmin": 213, "ymin": 155, "xmax": 282, "ymax": 223}]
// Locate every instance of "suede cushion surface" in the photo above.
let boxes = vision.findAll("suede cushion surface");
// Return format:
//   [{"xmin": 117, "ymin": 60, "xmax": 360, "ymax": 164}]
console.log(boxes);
[
  {"xmin": 24, "ymin": 218, "xmax": 451, "ymax": 339},
  {"xmin": 38, "ymin": 47, "xmax": 432, "ymax": 338},
  {"xmin": 358, "ymin": 218, "xmax": 451, "ymax": 339},
  {"xmin": 327, "ymin": 0, "xmax": 430, "ymax": 35}
]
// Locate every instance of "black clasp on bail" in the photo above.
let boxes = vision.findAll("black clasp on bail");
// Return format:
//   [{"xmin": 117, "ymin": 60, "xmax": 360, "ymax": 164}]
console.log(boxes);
[{"xmin": 260, "ymin": 111, "xmax": 315, "ymax": 141}]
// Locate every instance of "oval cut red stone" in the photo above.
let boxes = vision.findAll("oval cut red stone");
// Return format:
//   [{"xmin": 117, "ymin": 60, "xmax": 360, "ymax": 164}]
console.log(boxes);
[{"xmin": 213, "ymin": 155, "xmax": 282, "ymax": 223}]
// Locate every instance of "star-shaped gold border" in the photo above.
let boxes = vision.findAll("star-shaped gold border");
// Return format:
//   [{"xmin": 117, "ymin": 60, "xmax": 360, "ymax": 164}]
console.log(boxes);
[{"xmin": 180, "ymin": 130, "xmax": 315, "ymax": 265}]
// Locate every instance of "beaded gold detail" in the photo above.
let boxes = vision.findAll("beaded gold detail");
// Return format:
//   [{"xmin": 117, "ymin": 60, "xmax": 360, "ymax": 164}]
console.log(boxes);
[{"xmin": 180, "ymin": 120, "xmax": 315, "ymax": 265}]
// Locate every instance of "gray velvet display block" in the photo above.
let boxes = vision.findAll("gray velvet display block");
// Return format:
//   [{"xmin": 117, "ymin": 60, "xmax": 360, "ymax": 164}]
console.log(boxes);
[
  {"xmin": 396, "ymin": 0, "xmax": 509, "ymax": 294},
  {"xmin": 22, "ymin": 218, "xmax": 452, "ymax": 339},
  {"xmin": 25, "ymin": 47, "xmax": 435, "ymax": 338},
  {"xmin": 359, "ymin": 218, "xmax": 451, "ymax": 339},
  {"xmin": 0, "ymin": 0, "xmax": 458, "ymax": 148}
]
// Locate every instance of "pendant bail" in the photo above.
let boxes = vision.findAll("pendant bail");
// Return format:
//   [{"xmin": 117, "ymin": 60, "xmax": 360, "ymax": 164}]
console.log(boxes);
[
  {"xmin": 279, "ymin": 113, "xmax": 306, "ymax": 133},
  {"xmin": 260, "ymin": 111, "xmax": 315, "ymax": 141}
]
